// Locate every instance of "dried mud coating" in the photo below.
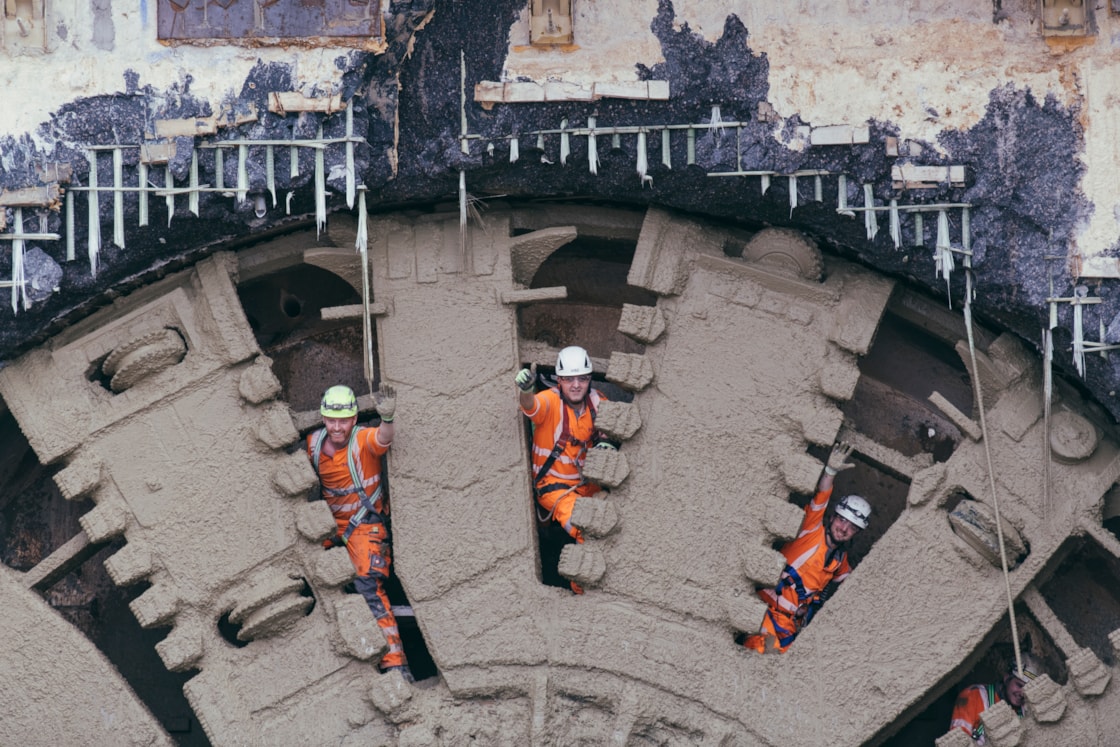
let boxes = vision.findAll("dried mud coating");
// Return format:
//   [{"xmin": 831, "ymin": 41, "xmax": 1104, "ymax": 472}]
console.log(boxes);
[
  {"xmin": 2, "ymin": 210, "xmax": 1119, "ymax": 745},
  {"xmin": 104, "ymin": 328, "xmax": 187, "ymax": 393}
]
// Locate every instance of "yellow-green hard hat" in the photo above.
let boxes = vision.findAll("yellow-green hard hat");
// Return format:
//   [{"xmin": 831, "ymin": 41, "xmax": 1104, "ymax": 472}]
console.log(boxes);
[{"xmin": 321, "ymin": 385, "xmax": 358, "ymax": 417}]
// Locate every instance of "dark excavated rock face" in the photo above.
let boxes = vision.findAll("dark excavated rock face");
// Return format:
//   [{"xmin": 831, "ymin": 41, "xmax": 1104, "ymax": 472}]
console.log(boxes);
[{"xmin": 0, "ymin": 3, "xmax": 1109, "ymax": 419}]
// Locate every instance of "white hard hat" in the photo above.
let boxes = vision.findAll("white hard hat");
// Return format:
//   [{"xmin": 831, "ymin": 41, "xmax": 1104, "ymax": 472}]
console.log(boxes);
[
  {"xmin": 556, "ymin": 345, "xmax": 592, "ymax": 377},
  {"xmin": 835, "ymin": 495, "xmax": 871, "ymax": 530},
  {"xmin": 1010, "ymin": 652, "xmax": 1044, "ymax": 683}
]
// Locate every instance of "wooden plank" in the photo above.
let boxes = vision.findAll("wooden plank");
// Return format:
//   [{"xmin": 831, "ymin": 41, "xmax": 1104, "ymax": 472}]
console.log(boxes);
[{"xmin": 24, "ymin": 532, "xmax": 103, "ymax": 592}]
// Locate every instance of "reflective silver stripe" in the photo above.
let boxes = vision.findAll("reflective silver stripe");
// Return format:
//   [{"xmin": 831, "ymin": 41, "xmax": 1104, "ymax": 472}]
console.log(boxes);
[
  {"xmin": 760, "ymin": 586, "xmax": 800, "ymax": 615},
  {"xmin": 327, "ymin": 499, "xmax": 361, "ymax": 514},
  {"xmin": 787, "ymin": 546, "xmax": 817, "ymax": 572},
  {"xmin": 322, "ymin": 475, "xmax": 380, "ymax": 498},
  {"xmin": 777, "ymin": 598, "xmax": 800, "ymax": 614}
]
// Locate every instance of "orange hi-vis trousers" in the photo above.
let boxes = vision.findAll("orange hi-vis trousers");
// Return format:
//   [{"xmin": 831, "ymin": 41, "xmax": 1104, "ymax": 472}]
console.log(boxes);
[
  {"xmin": 743, "ymin": 608, "xmax": 799, "ymax": 654},
  {"xmin": 536, "ymin": 481, "xmax": 598, "ymax": 543},
  {"xmin": 536, "ymin": 483, "xmax": 600, "ymax": 594},
  {"xmin": 324, "ymin": 519, "xmax": 405, "ymax": 669}
]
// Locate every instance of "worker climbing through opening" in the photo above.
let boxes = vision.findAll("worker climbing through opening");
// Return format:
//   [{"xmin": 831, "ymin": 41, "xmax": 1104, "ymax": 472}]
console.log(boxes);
[
  {"xmin": 516, "ymin": 345, "xmax": 615, "ymax": 593},
  {"xmin": 308, "ymin": 383, "xmax": 410, "ymax": 680},
  {"xmin": 744, "ymin": 441, "xmax": 871, "ymax": 653},
  {"xmin": 949, "ymin": 652, "xmax": 1044, "ymax": 744}
]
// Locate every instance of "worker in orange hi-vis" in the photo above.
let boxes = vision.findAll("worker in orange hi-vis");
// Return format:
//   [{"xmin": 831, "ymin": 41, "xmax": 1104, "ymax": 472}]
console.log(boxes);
[
  {"xmin": 307, "ymin": 383, "xmax": 410, "ymax": 681},
  {"xmin": 949, "ymin": 653, "xmax": 1043, "ymax": 744},
  {"xmin": 516, "ymin": 345, "xmax": 615, "ymax": 593},
  {"xmin": 744, "ymin": 441, "xmax": 872, "ymax": 654}
]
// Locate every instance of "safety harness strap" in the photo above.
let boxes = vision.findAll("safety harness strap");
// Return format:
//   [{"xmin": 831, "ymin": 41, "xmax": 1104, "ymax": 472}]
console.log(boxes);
[
  {"xmin": 311, "ymin": 427, "xmax": 385, "ymax": 545},
  {"xmin": 765, "ymin": 609, "xmax": 800, "ymax": 648},
  {"xmin": 342, "ymin": 427, "xmax": 384, "ymax": 542},
  {"xmin": 970, "ymin": 684, "xmax": 998, "ymax": 741},
  {"xmin": 532, "ymin": 389, "xmax": 599, "ymax": 496}
]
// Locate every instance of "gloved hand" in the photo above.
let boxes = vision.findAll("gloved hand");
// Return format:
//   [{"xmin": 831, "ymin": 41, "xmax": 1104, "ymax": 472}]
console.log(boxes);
[
  {"xmin": 374, "ymin": 383, "xmax": 396, "ymax": 423},
  {"xmin": 593, "ymin": 441, "xmax": 617, "ymax": 451},
  {"xmin": 515, "ymin": 363, "xmax": 537, "ymax": 392},
  {"xmin": 825, "ymin": 441, "xmax": 855, "ymax": 476}
]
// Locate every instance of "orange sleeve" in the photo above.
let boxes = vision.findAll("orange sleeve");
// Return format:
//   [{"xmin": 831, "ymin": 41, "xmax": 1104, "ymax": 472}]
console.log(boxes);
[
  {"xmin": 523, "ymin": 389, "xmax": 554, "ymax": 425},
  {"xmin": 360, "ymin": 426, "xmax": 390, "ymax": 457},
  {"xmin": 799, "ymin": 487, "xmax": 833, "ymax": 534},
  {"xmin": 949, "ymin": 686, "xmax": 984, "ymax": 735}
]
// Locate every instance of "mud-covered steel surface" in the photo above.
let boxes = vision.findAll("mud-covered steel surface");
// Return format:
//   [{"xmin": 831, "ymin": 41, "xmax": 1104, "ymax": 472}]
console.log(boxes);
[
  {"xmin": 1, "ymin": 209, "xmax": 1119, "ymax": 745},
  {"xmin": 3, "ymin": 2, "xmax": 1120, "ymax": 745}
]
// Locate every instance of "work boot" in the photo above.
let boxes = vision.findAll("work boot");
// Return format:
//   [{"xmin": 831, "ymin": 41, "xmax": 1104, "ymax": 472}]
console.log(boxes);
[
  {"xmin": 382, "ymin": 664, "xmax": 415, "ymax": 683},
  {"xmin": 743, "ymin": 634, "xmax": 766, "ymax": 654},
  {"xmin": 743, "ymin": 634, "xmax": 784, "ymax": 654}
]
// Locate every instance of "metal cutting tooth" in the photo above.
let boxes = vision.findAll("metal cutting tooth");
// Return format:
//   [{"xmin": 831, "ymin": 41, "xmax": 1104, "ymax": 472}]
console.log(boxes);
[{"xmin": 103, "ymin": 328, "xmax": 186, "ymax": 392}]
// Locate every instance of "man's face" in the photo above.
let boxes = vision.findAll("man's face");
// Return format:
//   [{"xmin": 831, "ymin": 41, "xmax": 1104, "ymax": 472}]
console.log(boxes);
[
  {"xmin": 557, "ymin": 374, "xmax": 591, "ymax": 405},
  {"xmin": 828, "ymin": 514, "xmax": 859, "ymax": 545},
  {"xmin": 1004, "ymin": 675, "xmax": 1026, "ymax": 708},
  {"xmin": 323, "ymin": 415, "xmax": 357, "ymax": 447}
]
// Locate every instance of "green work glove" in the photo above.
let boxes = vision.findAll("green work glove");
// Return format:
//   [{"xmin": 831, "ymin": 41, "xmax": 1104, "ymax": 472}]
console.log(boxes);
[
  {"xmin": 825, "ymin": 441, "xmax": 855, "ymax": 476},
  {"xmin": 593, "ymin": 442, "xmax": 617, "ymax": 451},
  {"xmin": 515, "ymin": 363, "xmax": 537, "ymax": 392},
  {"xmin": 375, "ymin": 383, "xmax": 396, "ymax": 423}
]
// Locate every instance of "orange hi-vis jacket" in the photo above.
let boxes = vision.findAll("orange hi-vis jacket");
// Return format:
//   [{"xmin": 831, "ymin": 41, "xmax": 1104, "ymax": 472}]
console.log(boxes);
[
  {"xmin": 523, "ymin": 387, "xmax": 605, "ymax": 498},
  {"xmin": 308, "ymin": 426, "xmax": 389, "ymax": 526},
  {"xmin": 950, "ymin": 684, "xmax": 1019, "ymax": 744},
  {"xmin": 757, "ymin": 486, "xmax": 850, "ymax": 647}
]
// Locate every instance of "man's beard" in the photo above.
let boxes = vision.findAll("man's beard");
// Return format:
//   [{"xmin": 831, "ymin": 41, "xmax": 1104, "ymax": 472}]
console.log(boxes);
[{"xmin": 560, "ymin": 389, "xmax": 587, "ymax": 408}]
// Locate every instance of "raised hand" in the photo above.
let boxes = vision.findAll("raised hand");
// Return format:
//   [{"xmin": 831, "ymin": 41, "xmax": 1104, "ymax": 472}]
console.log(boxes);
[
  {"xmin": 374, "ymin": 383, "xmax": 396, "ymax": 423},
  {"xmin": 825, "ymin": 442, "xmax": 855, "ymax": 475},
  {"xmin": 515, "ymin": 363, "xmax": 538, "ymax": 392}
]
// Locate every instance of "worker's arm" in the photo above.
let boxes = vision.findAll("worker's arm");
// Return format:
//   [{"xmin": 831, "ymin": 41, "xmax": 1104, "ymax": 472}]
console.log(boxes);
[
  {"xmin": 374, "ymin": 384, "xmax": 396, "ymax": 447},
  {"xmin": 949, "ymin": 686, "xmax": 983, "ymax": 736},
  {"xmin": 516, "ymin": 364, "xmax": 537, "ymax": 412},
  {"xmin": 799, "ymin": 442, "xmax": 855, "ymax": 530}
]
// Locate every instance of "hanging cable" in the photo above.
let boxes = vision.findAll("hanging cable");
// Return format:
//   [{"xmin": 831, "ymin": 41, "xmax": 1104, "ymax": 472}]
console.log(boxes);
[
  {"xmin": 355, "ymin": 188, "xmax": 375, "ymax": 399},
  {"xmin": 1043, "ymin": 327, "xmax": 1053, "ymax": 517},
  {"xmin": 962, "ymin": 268, "xmax": 1024, "ymax": 677}
]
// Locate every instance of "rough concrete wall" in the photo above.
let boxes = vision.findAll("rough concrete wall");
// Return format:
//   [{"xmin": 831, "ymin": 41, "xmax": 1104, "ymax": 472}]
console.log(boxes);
[
  {"xmin": 0, "ymin": 0, "xmax": 435, "ymax": 357},
  {"xmin": 4, "ymin": 1, "xmax": 1120, "ymax": 422},
  {"xmin": 0, "ymin": 2, "xmax": 387, "ymax": 137}
]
